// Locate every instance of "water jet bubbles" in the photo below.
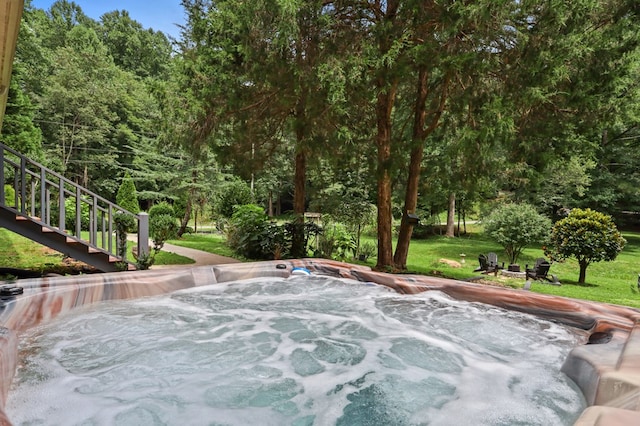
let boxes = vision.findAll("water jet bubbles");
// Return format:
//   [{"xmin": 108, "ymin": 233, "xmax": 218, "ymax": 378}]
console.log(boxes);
[
  {"xmin": 8, "ymin": 276, "xmax": 586, "ymax": 425},
  {"xmin": 291, "ymin": 348, "xmax": 326, "ymax": 376}
]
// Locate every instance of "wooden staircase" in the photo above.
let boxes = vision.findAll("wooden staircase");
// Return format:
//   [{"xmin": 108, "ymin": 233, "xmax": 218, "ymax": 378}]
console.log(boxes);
[{"xmin": 0, "ymin": 142, "xmax": 148, "ymax": 273}]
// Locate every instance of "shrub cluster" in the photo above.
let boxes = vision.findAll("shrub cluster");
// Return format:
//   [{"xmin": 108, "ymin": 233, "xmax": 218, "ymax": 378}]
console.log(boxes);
[
  {"xmin": 483, "ymin": 203, "xmax": 551, "ymax": 265},
  {"xmin": 226, "ymin": 204, "xmax": 370, "ymax": 262},
  {"xmin": 226, "ymin": 204, "xmax": 289, "ymax": 260}
]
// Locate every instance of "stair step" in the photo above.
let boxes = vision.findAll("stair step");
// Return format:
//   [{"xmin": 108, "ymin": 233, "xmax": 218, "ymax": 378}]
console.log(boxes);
[
  {"xmin": 41, "ymin": 226, "xmax": 62, "ymax": 233},
  {"xmin": 15, "ymin": 215, "xmax": 41, "ymax": 221}
]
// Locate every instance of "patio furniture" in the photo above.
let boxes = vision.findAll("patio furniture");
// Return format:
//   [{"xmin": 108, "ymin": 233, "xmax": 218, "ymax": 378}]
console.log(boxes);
[
  {"xmin": 525, "ymin": 258, "xmax": 560, "ymax": 285},
  {"xmin": 473, "ymin": 252, "xmax": 503, "ymax": 276},
  {"xmin": 473, "ymin": 254, "xmax": 488, "ymax": 272}
]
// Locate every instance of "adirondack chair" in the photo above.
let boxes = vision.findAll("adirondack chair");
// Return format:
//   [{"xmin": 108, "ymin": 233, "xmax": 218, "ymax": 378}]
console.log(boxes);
[
  {"xmin": 474, "ymin": 253, "xmax": 503, "ymax": 275},
  {"xmin": 473, "ymin": 254, "xmax": 488, "ymax": 272},
  {"xmin": 525, "ymin": 258, "xmax": 560, "ymax": 285},
  {"xmin": 485, "ymin": 252, "xmax": 504, "ymax": 276}
]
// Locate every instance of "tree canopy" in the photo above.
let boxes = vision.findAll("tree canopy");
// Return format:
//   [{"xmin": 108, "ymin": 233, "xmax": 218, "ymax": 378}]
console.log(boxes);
[{"xmin": 1, "ymin": 0, "xmax": 638, "ymax": 268}]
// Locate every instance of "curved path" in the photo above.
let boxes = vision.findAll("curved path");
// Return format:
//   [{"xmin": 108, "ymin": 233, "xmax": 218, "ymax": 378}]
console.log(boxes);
[
  {"xmin": 153, "ymin": 242, "xmax": 240, "ymax": 269},
  {"xmin": 127, "ymin": 234, "xmax": 240, "ymax": 268}
]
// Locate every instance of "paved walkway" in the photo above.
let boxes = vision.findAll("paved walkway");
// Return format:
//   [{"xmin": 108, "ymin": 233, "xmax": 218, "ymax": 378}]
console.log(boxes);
[
  {"xmin": 154, "ymin": 242, "xmax": 240, "ymax": 269},
  {"xmin": 127, "ymin": 235, "xmax": 240, "ymax": 269}
]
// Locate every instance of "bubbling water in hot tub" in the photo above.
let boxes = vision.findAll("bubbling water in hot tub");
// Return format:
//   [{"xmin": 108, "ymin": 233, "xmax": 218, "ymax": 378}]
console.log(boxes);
[{"xmin": 7, "ymin": 275, "xmax": 586, "ymax": 425}]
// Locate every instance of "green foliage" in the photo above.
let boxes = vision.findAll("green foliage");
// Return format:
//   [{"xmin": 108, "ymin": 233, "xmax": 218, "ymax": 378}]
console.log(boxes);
[
  {"xmin": 224, "ymin": 205, "xmax": 321, "ymax": 260},
  {"xmin": 483, "ymin": 203, "xmax": 552, "ymax": 265},
  {"xmin": 3, "ymin": 65, "xmax": 43, "ymax": 158},
  {"xmin": 150, "ymin": 214, "xmax": 178, "ymax": 252},
  {"xmin": 148, "ymin": 200, "xmax": 179, "ymax": 259},
  {"xmin": 226, "ymin": 204, "xmax": 270, "ymax": 259},
  {"xmin": 134, "ymin": 251, "xmax": 154, "ymax": 271},
  {"xmin": 3, "ymin": 185, "xmax": 16, "ymax": 207},
  {"xmin": 315, "ymin": 223, "xmax": 356, "ymax": 261},
  {"xmin": 116, "ymin": 172, "xmax": 140, "ymax": 214},
  {"xmin": 149, "ymin": 201, "xmax": 176, "ymax": 218},
  {"xmin": 114, "ymin": 212, "xmax": 135, "ymax": 260},
  {"xmin": 311, "ymin": 178, "xmax": 376, "ymax": 255},
  {"xmin": 215, "ymin": 180, "xmax": 254, "ymax": 218},
  {"xmin": 64, "ymin": 197, "xmax": 90, "ymax": 231},
  {"xmin": 99, "ymin": 10, "xmax": 172, "ymax": 79},
  {"xmin": 544, "ymin": 208, "xmax": 626, "ymax": 284},
  {"xmin": 358, "ymin": 241, "xmax": 376, "ymax": 261},
  {"xmin": 260, "ymin": 222, "xmax": 290, "ymax": 260}
]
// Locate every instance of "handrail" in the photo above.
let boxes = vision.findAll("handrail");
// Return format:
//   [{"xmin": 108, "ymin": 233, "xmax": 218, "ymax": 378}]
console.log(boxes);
[{"xmin": 0, "ymin": 142, "xmax": 148, "ymax": 266}]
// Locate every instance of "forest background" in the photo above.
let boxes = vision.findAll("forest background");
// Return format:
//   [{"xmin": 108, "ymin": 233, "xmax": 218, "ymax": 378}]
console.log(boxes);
[{"xmin": 2, "ymin": 0, "xmax": 639, "ymax": 271}]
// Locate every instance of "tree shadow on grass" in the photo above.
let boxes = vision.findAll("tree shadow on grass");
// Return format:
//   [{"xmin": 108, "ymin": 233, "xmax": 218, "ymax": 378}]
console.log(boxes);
[
  {"xmin": 558, "ymin": 279, "xmax": 598, "ymax": 288},
  {"xmin": 621, "ymin": 233, "xmax": 640, "ymax": 255}
]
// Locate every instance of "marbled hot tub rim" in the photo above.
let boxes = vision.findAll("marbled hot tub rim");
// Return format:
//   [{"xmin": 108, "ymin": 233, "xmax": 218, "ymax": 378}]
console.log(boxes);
[{"xmin": 1, "ymin": 259, "xmax": 639, "ymax": 426}]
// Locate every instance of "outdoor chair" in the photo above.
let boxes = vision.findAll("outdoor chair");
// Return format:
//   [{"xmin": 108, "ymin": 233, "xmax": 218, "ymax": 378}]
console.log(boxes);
[
  {"xmin": 473, "ymin": 254, "xmax": 488, "ymax": 272},
  {"xmin": 485, "ymin": 252, "xmax": 504, "ymax": 276},
  {"xmin": 473, "ymin": 253, "xmax": 503, "ymax": 276},
  {"xmin": 525, "ymin": 258, "xmax": 560, "ymax": 285}
]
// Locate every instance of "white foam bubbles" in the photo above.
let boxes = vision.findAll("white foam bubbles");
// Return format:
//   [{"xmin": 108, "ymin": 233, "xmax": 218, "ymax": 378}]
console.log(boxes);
[{"xmin": 7, "ymin": 276, "xmax": 586, "ymax": 425}]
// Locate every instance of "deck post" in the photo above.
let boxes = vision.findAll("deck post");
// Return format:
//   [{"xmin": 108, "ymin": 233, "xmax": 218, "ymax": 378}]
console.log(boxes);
[
  {"xmin": 138, "ymin": 212, "xmax": 149, "ymax": 258},
  {"xmin": 58, "ymin": 177, "xmax": 65, "ymax": 230}
]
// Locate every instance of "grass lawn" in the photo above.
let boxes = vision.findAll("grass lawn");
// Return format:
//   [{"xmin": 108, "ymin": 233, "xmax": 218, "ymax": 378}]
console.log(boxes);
[
  {"xmin": 0, "ymin": 229, "xmax": 193, "ymax": 276},
  {"xmin": 167, "ymin": 233, "xmax": 238, "ymax": 258},
  {"xmin": 384, "ymin": 227, "xmax": 640, "ymax": 309},
  {"xmin": 0, "ymin": 228, "xmax": 64, "ymax": 271},
  {"xmin": 3, "ymin": 226, "xmax": 640, "ymax": 309}
]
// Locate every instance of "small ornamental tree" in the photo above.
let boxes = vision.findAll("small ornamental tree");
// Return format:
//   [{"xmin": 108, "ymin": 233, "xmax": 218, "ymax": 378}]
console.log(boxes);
[
  {"xmin": 116, "ymin": 172, "xmax": 140, "ymax": 214},
  {"xmin": 483, "ymin": 203, "xmax": 552, "ymax": 265},
  {"xmin": 149, "ymin": 201, "xmax": 178, "ymax": 253},
  {"xmin": 544, "ymin": 208, "xmax": 626, "ymax": 284}
]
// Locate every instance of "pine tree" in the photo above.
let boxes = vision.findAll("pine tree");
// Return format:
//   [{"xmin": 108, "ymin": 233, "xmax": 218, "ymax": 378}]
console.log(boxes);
[
  {"xmin": 2, "ymin": 66, "xmax": 43, "ymax": 158},
  {"xmin": 116, "ymin": 172, "xmax": 140, "ymax": 213}
]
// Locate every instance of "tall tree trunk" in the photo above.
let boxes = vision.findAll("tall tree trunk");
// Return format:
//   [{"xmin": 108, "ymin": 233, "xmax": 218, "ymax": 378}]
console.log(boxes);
[
  {"xmin": 374, "ymin": 0, "xmax": 401, "ymax": 270},
  {"xmin": 394, "ymin": 68, "xmax": 427, "ymax": 270},
  {"xmin": 178, "ymin": 198, "xmax": 192, "ymax": 237},
  {"xmin": 394, "ymin": 69, "xmax": 449, "ymax": 269},
  {"xmin": 445, "ymin": 192, "xmax": 456, "ymax": 237},
  {"xmin": 394, "ymin": 152, "xmax": 422, "ymax": 269},
  {"xmin": 194, "ymin": 208, "xmax": 198, "ymax": 233},
  {"xmin": 456, "ymin": 203, "xmax": 461, "ymax": 237},
  {"xmin": 83, "ymin": 165, "xmax": 88, "ymax": 188},
  {"xmin": 177, "ymin": 168, "xmax": 198, "ymax": 237},
  {"xmin": 291, "ymin": 149, "xmax": 307, "ymax": 258},
  {"xmin": 462, "ymin": 206, "xmax": 467, "ymax": 235},
  {"xmin": 375, "ymin": 83, "xmax": 397, "ymax": 270},
  {"xmin": 268, "ymin": 190, "xmax": 274, "ymax": 217}
]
